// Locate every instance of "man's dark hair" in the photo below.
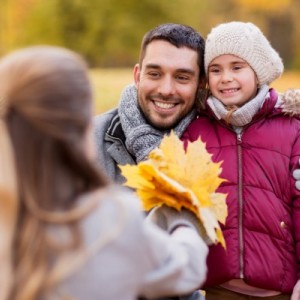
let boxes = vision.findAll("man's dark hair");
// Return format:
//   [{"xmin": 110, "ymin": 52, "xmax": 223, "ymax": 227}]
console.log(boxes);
[{"xmin": 139, "ymin": 23, "xmax": 205, "ymax": 82}]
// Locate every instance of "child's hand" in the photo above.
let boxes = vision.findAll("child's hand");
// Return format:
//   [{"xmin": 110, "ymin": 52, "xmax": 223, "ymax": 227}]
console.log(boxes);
[
  {"xmin": 291, "ymin": 279, "xmax": 300, "ymax": 300},
  {"xmin": 293, "ymin": 159, "xmax": 300, "ymax": 191}
]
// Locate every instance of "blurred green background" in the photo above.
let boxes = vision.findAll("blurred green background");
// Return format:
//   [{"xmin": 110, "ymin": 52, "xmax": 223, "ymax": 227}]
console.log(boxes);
[{"xmin": 1, "ymin": 0, "xmax": 300, "ymax": 113}]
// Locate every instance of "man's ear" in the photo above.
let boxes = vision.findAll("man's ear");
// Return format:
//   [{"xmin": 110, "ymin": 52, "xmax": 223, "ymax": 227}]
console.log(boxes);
[{"xmin": 133, "ymin": 63, "xmax": 141, "ymax": 89}]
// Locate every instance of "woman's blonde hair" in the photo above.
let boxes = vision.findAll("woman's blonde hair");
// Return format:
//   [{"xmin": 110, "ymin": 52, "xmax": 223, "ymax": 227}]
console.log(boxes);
[
  {"xmin": 0, "ymin": 46, "xmax": 109, "ymax": 300},
  {"xmin": 0, "ymin": 120, "xmax": 18, "ymax": 300}
]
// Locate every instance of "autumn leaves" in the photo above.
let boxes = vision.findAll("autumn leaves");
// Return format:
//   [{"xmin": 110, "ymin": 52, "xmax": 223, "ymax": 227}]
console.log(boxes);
[{"xmin": 120, "ymin": 131, "xmax": 228, "ymax": 247}]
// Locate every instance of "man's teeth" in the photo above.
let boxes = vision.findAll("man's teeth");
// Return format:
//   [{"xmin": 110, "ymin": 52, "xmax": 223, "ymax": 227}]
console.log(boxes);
[{"xmin": 155, "ymin": 102, "xmax": 175, "ymax": 109}]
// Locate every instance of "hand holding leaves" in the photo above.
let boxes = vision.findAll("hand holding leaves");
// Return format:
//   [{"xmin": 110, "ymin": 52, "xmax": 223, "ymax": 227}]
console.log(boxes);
[{"xmin": 120, "ymin": 131, "xmax": 228, "ymax": 247}]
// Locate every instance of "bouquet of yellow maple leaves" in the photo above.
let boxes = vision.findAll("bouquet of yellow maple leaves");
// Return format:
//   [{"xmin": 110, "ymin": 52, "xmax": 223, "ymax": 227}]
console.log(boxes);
[{"xmin": 119, "ymin": 131, "xmax": 228, "ymax": 247}]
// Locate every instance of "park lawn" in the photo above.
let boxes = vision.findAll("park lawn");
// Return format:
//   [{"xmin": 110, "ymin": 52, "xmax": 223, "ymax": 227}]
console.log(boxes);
[
  {"xmin": 90, "ymin": 68, "xmax": 300, "ymax": 115},
  {"xmin": 89, "ymin": 68, "xmax": 133, "ymax": 114}
]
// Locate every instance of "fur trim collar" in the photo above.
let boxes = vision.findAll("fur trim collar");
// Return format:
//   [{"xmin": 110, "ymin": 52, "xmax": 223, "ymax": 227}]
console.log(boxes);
[{"xmin": 280, "ymin": 89, "xmax": 300, "ymax": 116}]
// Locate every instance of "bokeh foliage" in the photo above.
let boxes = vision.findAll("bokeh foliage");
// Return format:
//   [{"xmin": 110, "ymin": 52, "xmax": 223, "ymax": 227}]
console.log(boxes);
[{"xmin": 1, "ymin": 0, "xmax": 300, "ymax": 69}]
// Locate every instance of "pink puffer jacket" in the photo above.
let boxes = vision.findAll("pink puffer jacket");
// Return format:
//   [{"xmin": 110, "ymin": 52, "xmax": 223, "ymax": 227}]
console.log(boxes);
[{"xmin": 182, "ymin": 89, "xmax": 300, "ymax": 293}]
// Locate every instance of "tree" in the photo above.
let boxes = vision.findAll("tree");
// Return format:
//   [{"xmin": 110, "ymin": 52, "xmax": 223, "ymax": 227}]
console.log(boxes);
[{"xmin": 1, "ymin": 0, "xmax": 299, "ymax": 69}]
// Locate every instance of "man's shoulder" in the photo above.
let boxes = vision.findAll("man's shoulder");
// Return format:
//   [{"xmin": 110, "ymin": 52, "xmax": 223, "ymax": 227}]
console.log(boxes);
[
  {"xmin": 93, "ymin": 108, "xmax": 119, "ymax": 137},
  {"xmin": 94, "ymin": 107, "xmax": 118, "ymax": 124}
]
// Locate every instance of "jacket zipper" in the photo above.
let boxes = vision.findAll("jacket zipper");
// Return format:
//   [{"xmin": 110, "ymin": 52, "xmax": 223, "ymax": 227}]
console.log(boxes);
[
  {"xmin": 206, "ymin": 102, "xmax": 272, "ymax": 280},
  {"xmin": 237, "ymin": 131, "xmax": 244, "ymax": 279}
]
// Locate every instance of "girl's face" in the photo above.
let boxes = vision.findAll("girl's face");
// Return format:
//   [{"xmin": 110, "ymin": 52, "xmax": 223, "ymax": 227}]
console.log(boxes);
[{"xmin": 208, "ymin": 54, "xmax": 258, "ymax": 107}]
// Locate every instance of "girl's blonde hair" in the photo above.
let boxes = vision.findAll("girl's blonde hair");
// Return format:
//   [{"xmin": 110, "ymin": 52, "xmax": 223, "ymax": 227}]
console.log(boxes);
[{"xmin": 0, "ymin": 46, "xmax": 109, "ymax": 300}]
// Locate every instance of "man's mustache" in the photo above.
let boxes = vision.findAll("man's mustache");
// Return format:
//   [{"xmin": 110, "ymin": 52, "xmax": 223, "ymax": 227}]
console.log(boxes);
[{"xmin": 149, "ymin": 94, "xmax": 181, "ymax": 102}]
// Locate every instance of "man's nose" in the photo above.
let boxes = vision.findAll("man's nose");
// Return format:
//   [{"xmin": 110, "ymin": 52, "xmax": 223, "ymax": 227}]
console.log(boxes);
[{"xmin": 157, "ymin": 76, "xmax": 175, "ymax": 96}]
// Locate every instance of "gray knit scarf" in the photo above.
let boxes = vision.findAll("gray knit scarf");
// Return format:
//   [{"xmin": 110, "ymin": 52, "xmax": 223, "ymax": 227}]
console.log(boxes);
[
  {"xmin": 207, "ymin": 84, "xmax": 269, "ymax": 127},
  {"xmin": 118, "ymin": 84, "xmax": 197, "ymax": 162}
]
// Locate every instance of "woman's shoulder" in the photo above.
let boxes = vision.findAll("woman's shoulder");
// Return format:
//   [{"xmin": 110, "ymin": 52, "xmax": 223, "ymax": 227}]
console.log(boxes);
[
  {"xmin": 79, "ymin": 185, "xmax": 145, "ymax": 245},
  {"xmin": 50, "ymin": 186, "xmax": 147, "ymax": 300},
  {"xmin": 95, "ymin": 185, "xmax": 142, "ymax": 217}
]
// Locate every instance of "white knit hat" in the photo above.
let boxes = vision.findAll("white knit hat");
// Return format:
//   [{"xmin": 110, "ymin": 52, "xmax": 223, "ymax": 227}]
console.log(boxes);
[{"xmin": 205, "ymin": 21, "xmax": 284, "ymax": 86}]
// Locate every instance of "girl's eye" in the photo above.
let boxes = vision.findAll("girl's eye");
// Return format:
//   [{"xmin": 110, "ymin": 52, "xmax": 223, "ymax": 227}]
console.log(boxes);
[
  {"xmin": 233, "ymin": 65, "xmax": 242, "ymax": 70},
  {"xmin": 209, "ymin": 68, "xmax": 220, "ymax": 73}
]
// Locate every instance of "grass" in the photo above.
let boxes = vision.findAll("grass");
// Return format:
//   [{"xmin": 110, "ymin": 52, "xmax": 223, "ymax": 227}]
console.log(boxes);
[
  {"xmin": 272, "ymin": 71, "xmax": 300, "ymax": 91},
  {"xmin": 89, "ymin": 68, "xmax": 133, "ymax": 114},
  {"xmin": 90, "ymin": 68, "xmax": 300, "ymax": 115}
]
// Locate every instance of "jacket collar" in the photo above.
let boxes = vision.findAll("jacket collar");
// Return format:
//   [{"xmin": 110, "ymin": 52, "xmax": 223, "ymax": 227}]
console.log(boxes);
[
  {"xmin": 106, "ymin": 111, "xmax": 126, "ymax": 143},
  {"xmin": 203, "ymin": 88, "xmax": 280, "ymax": 123}
]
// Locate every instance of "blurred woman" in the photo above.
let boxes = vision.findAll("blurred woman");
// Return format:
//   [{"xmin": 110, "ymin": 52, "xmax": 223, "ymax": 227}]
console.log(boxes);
[{"xmin": 0, "ymin": 46, "xmax": 208, "ymax": 300}]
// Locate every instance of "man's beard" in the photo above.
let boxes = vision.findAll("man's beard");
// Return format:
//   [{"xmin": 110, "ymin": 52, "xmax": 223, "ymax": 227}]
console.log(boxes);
[{"xmin": 141, "ymin": 108, "xmax": 190, "ymax": 131}]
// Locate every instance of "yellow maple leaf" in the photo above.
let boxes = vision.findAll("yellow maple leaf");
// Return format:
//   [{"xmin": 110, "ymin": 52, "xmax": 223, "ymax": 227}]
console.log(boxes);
[{"xmin": 119, "ymin": 131, "xmax": 228, "ymax": 247}]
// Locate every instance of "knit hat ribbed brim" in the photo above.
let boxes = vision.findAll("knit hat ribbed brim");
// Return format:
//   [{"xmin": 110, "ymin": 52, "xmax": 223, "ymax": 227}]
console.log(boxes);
[{"xmin": 204, "ymin": 21, "xmax": 284, "ymax": 86}]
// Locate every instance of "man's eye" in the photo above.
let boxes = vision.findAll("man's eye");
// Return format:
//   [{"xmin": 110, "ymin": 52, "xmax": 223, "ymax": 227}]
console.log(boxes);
[
  {"xmin": 148, "ymin": 72, "xmax": 160, "ymax": 78},
  {"xmin": 176, "ymin": 75, "xmax": 189, "ymax": 81}
]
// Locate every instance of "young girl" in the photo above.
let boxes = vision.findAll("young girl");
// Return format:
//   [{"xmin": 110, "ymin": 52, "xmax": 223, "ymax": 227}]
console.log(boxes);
[
  {"xmin": 182, "ymin": 21, "xmax": 300, "ymax": 300},
  {"xmin": 0, "ymin": 45, "xmax": 208, "ymax": 300}
]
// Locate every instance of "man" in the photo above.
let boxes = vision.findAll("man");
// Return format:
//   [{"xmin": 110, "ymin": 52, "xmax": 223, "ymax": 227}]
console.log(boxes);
[
  {"xmin": 94, "ymin": 23, "xmax": 206, "ymax": 300},
  {"xmin": 94, "ymin": 23, "xmax": 206, "ymax": 184}
]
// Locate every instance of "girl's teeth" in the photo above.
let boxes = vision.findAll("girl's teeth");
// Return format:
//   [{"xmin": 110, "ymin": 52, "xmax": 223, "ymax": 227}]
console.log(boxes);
[{"xmin": 222, "ymin": 88, "xmax": 237, "ymax": 94}]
